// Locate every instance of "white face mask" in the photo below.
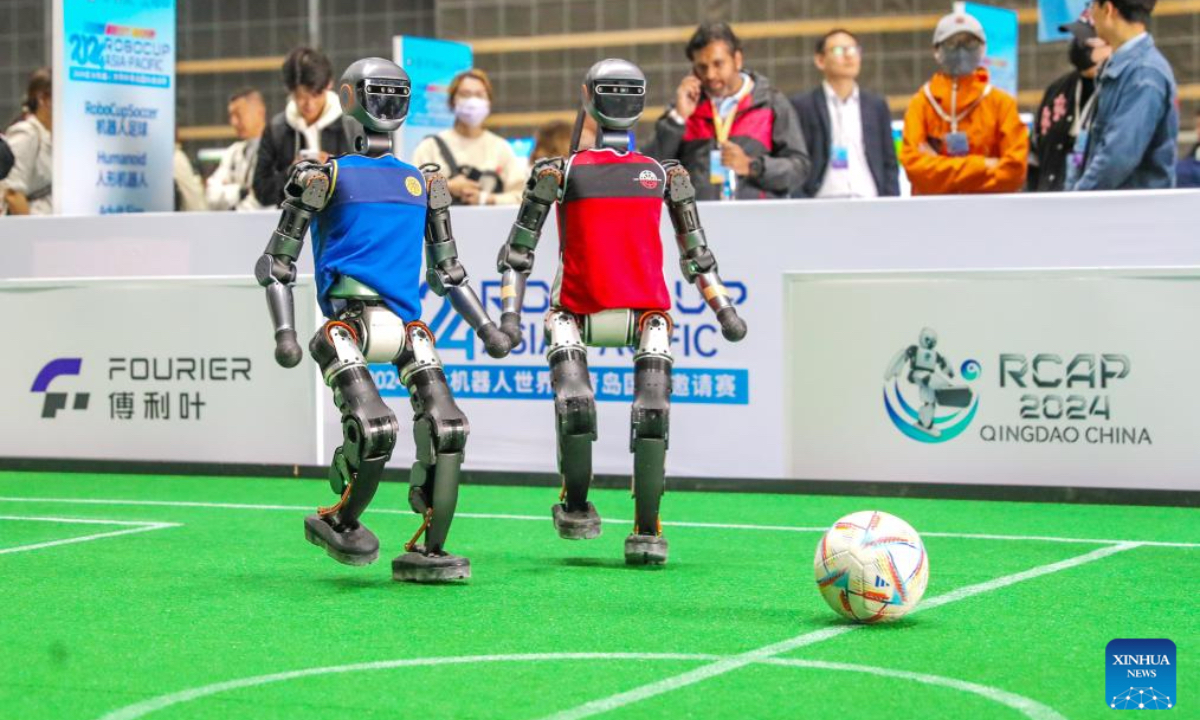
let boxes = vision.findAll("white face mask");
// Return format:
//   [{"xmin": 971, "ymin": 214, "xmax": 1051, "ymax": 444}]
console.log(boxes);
[{"xmin": 454, "ymin": 97, "xmax": 490, "ymax": 128}]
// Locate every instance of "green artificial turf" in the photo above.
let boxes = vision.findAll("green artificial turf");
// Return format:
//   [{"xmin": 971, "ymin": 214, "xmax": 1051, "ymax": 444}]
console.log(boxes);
[{"xmin": 0, "ymin": 471, "xmax": 1195, "ymax": 720}]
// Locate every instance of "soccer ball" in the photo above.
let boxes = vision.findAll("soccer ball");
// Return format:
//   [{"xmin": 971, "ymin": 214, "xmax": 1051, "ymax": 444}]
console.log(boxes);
[{"xmin": 814, "ymin": 511, "xmax": 929, "ymax": 623}]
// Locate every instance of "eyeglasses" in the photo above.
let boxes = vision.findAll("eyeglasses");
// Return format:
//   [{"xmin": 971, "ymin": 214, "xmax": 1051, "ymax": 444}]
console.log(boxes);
[{"xmin": 825, "ymin": 45, "xmax": 861, "ymax": 58}]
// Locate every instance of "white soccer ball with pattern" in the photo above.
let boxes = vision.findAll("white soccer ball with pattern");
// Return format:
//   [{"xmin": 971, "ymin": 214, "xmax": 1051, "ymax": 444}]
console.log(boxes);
[{"xmin": 813, "ymin": 511, "xmax": 929, "ymax": 623}]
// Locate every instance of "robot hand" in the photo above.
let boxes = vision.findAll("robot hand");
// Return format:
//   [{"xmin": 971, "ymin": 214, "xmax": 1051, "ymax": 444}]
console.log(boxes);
[
  {"xmin": 479, "ymin": 323, "xmax": 513, "ymax": 359},
  {"xmin": 254, "ymin": 253, "xmax": 304, "ymax": 369},
  {"xmin": 716, "ymin": 306, "xmax": 747, "ymax": 342},
  {"xmin": 499, "ymin": 311, "xmax": 523, "ymax": 346}
]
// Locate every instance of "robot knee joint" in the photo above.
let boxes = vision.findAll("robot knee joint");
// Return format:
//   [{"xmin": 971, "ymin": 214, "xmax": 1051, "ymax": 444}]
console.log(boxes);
[{"xmin": 347, "ymin": 406, "xmax": 398, "ymax": 461}]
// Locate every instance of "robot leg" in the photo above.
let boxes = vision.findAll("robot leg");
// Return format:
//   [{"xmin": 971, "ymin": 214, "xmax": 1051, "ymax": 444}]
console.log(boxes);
[
  {"xmin": 625, "ymin": 311, "xmax": 673, "ymax": 566},
  {"xmin": 546, "ymin": 310, "xmax": 601, "ymax": 540},
  {"xmin": 304, "ymin": 320, "xmax": 398, "ymax": 566},
  {"xmin": 391, "ymin": 322, "xmax": 471, "ymax": 582},
  {"xmin": 916, "ymin": 373, "xmax": 941, "ymax": 437}
]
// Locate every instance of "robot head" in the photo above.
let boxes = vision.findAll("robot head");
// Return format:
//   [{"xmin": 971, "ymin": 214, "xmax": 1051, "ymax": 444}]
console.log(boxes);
[
  {"xmin": 338, "ymin": 57, "xmax": 411, "ymax": 155},
  {"xmin": 919, "ymin": 327, "xmax": 938, "ymax": 350},
  {"xmin": 582, "ymin": 58, "xmax": 646, "ymax": 132}
]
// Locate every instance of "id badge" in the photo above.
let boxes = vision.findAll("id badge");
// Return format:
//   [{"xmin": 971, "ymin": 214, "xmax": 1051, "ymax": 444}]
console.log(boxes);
[
  {"xmin": 830, "ymin": 145, "xmax": 850, "ymax": 170},
  {"xmin": 708, "ymin": 148, "xmax": 726, "ymax": 185},
  {"xmin": 945, "ymin": 132, "xmax": 970, "ymax": 157}
]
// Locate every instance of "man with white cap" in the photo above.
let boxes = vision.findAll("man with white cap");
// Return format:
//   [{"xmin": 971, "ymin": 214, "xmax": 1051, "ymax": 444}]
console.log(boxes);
[{"xmin": 899, "ymin": 10, "xmax": 1027, "ymax": 195}]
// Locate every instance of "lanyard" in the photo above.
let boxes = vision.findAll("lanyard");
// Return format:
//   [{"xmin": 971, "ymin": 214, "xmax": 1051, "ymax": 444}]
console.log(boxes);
[
  {"xmin": 710, "ymin": 97, "xmax": 738, "ymax": 144},
  {"xmin": 709, "ymin": 75, "xmax": 752, "ymax": 144},
  {"xmin": 829, "ymin": 94, "xmax": 846, "ymax": 148},
  {"xmin": 923, "ymin": 82, "xmax": 992, "ymax": 133}
]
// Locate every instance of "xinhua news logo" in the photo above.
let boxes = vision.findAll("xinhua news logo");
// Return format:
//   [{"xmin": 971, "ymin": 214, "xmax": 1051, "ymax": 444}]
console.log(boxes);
[
  {"xmin": 1107, "ymin": 639, "xmax": 1176, "ymax": 710},
  {"xmin": 30, "ymin": 358, "xmax": 89, "ymax": 419}
]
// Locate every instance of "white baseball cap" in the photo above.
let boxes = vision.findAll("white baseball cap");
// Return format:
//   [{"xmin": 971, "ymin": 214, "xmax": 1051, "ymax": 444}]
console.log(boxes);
[{"xmin": 933, "ymin": 12, "xmax": 987, "ymax": 46}]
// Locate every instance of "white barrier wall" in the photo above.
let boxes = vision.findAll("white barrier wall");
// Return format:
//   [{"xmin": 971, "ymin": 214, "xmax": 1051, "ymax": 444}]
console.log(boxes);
[{"xmin": 2, "ymin": 191, "xmax": 1198, "ymax": 491}]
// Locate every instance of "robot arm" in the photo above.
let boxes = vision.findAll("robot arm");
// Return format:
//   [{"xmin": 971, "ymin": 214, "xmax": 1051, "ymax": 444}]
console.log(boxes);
[
  {"xmin": 884, "ymin": 346, "xmax": 915, "ymax": 381},
  {"xmin": 495, "ymin": 158, "xmax": 563, "ymax": 345},
  {"xmin": 937, "ymin": 352, "xmax": 956, "ymax": 378},
  {"xmin": 253, "ymin": 161, "xmax": 331, "ymax": 368},
  {"xmin": 663, "ymin": 161, "xmax": 746, "ymax": 342},
  {"xmin": 422, "ymin": 167, "xmax": 511, "ymax": 359}
]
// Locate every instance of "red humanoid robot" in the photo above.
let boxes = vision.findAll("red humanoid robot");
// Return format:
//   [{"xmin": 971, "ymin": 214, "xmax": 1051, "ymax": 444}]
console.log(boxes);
[{"xmin": 495, "ymin": 59, "xmax": 747, "ymax": 565}]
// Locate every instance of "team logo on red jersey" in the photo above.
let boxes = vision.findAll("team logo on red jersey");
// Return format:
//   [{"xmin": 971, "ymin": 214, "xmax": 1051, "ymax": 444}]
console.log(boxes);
[{"xmin": 637, "ymin": 170, "xmax": 659, "ymax": 190}]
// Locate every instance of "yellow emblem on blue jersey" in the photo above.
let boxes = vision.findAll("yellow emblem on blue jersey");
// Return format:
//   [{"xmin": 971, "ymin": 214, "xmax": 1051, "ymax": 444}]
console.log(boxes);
[{"xmin": 406, "ymin": 176, "xmax": 422, "ymax": 196}]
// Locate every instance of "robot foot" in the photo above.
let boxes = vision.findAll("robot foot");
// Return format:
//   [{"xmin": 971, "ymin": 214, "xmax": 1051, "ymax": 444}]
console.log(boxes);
[
  {"xmin": 392, "ymin": 546, "xmax": 471, "ymax": 583},
  {"xmin": 916, "ymin": 423, "xmax": 942, "ymax": 438},
  {"xmin": 624, "ymin": 533, "xmax": 669, "ymax": 566},
  {"xmin": 552, "ymin": 502, "xmax": 602, "ymax": 540},
  {"xmin": 304, "ymin": 514, "xmax": 380, "ymax": 567}
]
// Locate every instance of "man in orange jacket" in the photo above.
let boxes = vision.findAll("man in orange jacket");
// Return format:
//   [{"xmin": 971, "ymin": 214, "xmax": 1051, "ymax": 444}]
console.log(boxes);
[{"xmin": 900, "ymin": 11, "xmax": 1028, "ymax": 195}]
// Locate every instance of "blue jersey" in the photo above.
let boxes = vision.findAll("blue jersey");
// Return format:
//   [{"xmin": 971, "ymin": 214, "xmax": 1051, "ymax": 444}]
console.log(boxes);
[{"xmin": 310, "ymin": 154, "xmax": 427, "ymax": 322}]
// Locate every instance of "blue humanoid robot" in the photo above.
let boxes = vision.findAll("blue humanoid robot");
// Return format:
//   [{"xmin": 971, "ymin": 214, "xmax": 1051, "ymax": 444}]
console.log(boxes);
[{"xmin": 255, "ymin": 58, "xmax": 511, "ymax": 582}]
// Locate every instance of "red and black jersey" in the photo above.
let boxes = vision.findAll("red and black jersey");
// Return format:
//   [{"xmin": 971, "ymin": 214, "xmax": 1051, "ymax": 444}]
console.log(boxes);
[{"xmin": 556, "ymin": 148, "xmax": 669, "ymax": 315}]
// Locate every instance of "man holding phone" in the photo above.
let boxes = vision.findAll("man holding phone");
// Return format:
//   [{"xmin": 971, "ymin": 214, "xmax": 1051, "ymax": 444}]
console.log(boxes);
[
  {"xmin": 253, "ymin": 47, "xmax": 350, "ymax": 207},
  {"xmin": 644, "ymin": 22, "xmax": 809, "ymax": 200}
]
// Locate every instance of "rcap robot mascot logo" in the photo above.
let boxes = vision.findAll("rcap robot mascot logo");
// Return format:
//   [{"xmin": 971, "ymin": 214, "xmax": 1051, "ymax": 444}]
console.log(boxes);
[{"xmin": 883, "ymin": 327, "xmax": 980, "ymax": 443}]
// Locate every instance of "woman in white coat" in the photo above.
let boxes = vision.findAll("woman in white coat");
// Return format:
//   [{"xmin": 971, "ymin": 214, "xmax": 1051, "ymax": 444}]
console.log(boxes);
[{"xmin": 4, "ymin": 68, "xmax": 53, "ymax": 215}]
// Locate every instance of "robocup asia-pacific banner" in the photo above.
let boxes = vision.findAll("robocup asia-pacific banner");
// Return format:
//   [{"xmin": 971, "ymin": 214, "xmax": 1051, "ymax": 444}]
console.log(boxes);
[
  {"xmin": 53, "ymin": 0, "xmax": 176, "ymax": 215},
  {"xmin": 786, "ymin": 269, "xmax": 1200, "ymax": 492}
]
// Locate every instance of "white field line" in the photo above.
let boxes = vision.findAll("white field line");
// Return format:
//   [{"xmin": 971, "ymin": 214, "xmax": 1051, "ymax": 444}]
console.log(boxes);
[
  {"xmin": 0, "ymin": 515, "xmax": 179, "ymax": 556},
  {"xmin": 0, "ymin": 496, "xmax": 1196, "ymax": 548},
  {"xmin": 535, "ymin": 542, "xmax": 1142, "ymax": 720},
  {"xmin": 94, "ymin": 652, "xmax": 1065, "ymax": 720}
]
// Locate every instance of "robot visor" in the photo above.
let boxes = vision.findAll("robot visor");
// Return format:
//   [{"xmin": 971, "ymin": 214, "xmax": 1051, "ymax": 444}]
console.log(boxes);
[
  {"xmin": 593, "ymin": 82, "xmax": 645, "ymax": 120},
  {"xmin": 362, "ymin": 81, "xmax": 411, "ymax": 121}
]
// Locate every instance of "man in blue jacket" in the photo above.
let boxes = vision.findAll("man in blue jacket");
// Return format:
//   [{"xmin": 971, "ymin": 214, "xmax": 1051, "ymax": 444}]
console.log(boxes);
[
  {"xmin": 790, "ymin": 29, "xmax": 899, "ymax": 198},
  {"xmin": 1070, "ymin": 0, "xmax": 1178, "ymax": 191}
]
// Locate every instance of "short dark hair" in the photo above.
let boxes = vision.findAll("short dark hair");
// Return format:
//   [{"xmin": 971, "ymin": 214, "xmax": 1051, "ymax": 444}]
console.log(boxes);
[
  {"xmin": 816, "ymin": 28, "xmax": 860, "ymax": 55},
  {"xmin": 228, "ymin": 87, "xmax": 262, "ymax": 104},
  {"xmin": 686, "ymin": 22, "xmax": 743, "ymax": 61},
  {"xmin": 282, "ymin": 47, "xmax": 333, "ymax": 93},
  {"xmin": 1104, "ymin": 0, "xmax": 1156, "ymax": 24}
]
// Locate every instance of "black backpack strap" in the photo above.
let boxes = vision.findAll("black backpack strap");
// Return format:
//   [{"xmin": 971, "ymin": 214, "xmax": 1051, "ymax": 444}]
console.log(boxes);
[{"xmin": 427, "ymin": 134, "xmax": 460, "ymax": 176}]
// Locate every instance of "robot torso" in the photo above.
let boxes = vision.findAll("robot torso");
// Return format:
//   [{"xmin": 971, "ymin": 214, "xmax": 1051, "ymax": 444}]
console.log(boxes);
[
  {"xmin": 310, "ymin": 154, "xmax": 428, "ymax": 322},
  {"xmin": 555, "ymin": 148, "xmax": 670, "ymax": 315}
]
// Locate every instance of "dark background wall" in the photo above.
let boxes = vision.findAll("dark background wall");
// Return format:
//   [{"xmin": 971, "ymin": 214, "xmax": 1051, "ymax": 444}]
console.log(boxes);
[{"xmin": 1, "ymin": 0, "xmax": 1195, "ymax": 166}]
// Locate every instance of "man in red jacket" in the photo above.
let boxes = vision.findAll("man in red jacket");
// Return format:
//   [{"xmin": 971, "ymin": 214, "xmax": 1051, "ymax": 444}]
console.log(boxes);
[{"xmin": 644, "ymin": 22, "xmax": 810, "ymax": 200}]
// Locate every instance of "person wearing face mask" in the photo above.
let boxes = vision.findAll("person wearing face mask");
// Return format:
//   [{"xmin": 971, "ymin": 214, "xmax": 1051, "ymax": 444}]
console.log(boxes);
[
  {"xmin": 411, "ymin": 69, "xmax": 527, "ymax": 206},
  {"xmin": 1028, "ymin": 9, "xmax": 1112, "ymax": 192},
  {"xmin": 899, "ymin": 12, "xmax": 1027, "ymax": 195}
]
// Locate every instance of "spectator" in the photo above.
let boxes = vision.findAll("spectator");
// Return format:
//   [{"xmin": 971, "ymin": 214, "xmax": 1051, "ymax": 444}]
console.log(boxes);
[
  {"xmin": 790, "ymin": 29, "xmax": 899, "ymax": 198},
  {"xmin": 1028, "ymin": 10, "xmax": 1111, "ymax": 191},
  {"xmin": 1070, "ymin": 0, "xmax": 1178, "ymax": 191},
  {"xmin": 0, "ymin": 134, "xmax": 12, "ymax": 182},
  {"xmin": 899, "ymin": 12, "xmax": 1027, "ymax": 195},
  {"xmin": 207, "ymin": 88, "xmax": 267, "ymax": 211},
  {"xmin": 253, "ymin": 47, "xmax": 347, "ymax": 207},
  {"xmin": 1175, "ymin": 110, "xmax": 1200, "ymax": 188},
  {"xmin": 173, "ymin": 143, "xmax": 206, "ymax": 212},
  {"xmin": 644, "ymin": 22, "xmax": 809, "ymax": 200},
  {"xmin": 412, "ymin": 68, "xmax": 527, "ymax": 205},
  {"xmin": 3, "ymin": 68, "xmax": 53, "ymax": 215},
  {"xmin": 530, "ymin": 119, "xmax": 572, "ymax": 162}
]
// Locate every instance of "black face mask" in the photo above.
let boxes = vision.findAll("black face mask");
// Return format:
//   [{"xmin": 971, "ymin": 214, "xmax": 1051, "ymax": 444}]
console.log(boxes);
[{"xmin": 1069, "ymin": 38, "xmax": 1097, "ymax": 72}]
